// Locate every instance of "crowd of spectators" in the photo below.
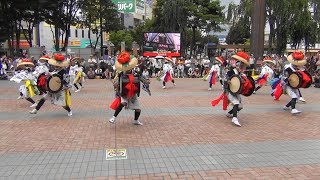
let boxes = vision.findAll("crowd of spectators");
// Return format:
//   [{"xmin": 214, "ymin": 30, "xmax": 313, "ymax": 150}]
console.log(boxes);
[{"xmin": 1, "ymin": 52, "xmax": 320, "ymax": 88}]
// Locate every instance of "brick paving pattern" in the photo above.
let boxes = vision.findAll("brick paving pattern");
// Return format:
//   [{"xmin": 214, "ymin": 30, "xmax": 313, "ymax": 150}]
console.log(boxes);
[{"xmin": 0, "ymin": 78, "xmax": 320, "ymax": 179}]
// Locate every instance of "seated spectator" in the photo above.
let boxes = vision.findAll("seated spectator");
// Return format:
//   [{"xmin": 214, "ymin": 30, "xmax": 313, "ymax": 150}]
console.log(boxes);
[
  {"xmin": 95, "ymin": 66, "xmax": 103, "ymax": 79},
  {"xmin": 87, "ymin": 68, "xmax": 95, "ymax": 79},
  {"xmin": 142, "ymin": 68, "xmax": 149, "ymax": 78},
  {"xmin": 88, "ymin": 55, "xmax": 97, "ymax": 70},
  {"xmin": 313, "ymin": 69, "xmax": 320, "ymax": 88},
  {"xmin": 188, "ymin": 67, "xmax": 194, "ymax": 78},
  {"xmin": 193, "ymin": 68, "xmax": 200, "ymax": 78}
]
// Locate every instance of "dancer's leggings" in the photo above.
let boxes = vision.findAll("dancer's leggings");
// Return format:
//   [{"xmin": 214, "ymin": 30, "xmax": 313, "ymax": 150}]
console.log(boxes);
[
  {"xmin": 163, "ymin": 80, "xmax": 175, "ymax": 86},
  {"xmin": 35, "ymin": 98, "xmax": 71, "ymax": 112},
  {"xmin": 74, "ymin": 82, "xmax": 83, "ymax": 90},
  {"xmin": 21, "ymin": 92, "xmax": 35, "ymax": 104},
  {"xmin": 286, "ymin": 98, "xmax": 297, "ymax": 109},
  {"xmin": 228, "ymin": 104, "xmax": 240, "ymax": 117},
  {"xmin": 114, "ymin": 103, "xmax": 141, "ymax": 120}
]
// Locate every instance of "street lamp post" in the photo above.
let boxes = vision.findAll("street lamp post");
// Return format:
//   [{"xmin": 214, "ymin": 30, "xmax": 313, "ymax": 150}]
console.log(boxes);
[{"xmin": 100, "ymin": 0, "xmax": 103, "ymax": 58}]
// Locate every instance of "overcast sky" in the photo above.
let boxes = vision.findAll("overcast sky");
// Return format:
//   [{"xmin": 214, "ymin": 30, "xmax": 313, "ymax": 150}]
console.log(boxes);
[{"xmin": 220, "ymin": 0, "xmax": 240, "ymax": 7}]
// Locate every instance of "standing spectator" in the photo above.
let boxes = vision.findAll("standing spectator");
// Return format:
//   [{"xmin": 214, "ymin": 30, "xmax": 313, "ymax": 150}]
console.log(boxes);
[
  {"xmin": 153, "ymin": 58, "xmax": 161, "ymax": 77},
  {"xmin": 184, "ymin": 59, "xmax": 191, "ymax": 77},
  {"xmin": 177, "ymin": 62, "xmax": 184, "ymax": 78},
  {"xmin": 145, "ymin": 59, "xmax": 151, "ymax": 77}
]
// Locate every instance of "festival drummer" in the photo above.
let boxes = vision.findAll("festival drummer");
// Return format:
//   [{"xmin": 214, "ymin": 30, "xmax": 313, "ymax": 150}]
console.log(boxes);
[
  {"xmin": 30, "ymin": 54, "xmax": 72, "ymax": 116},
  {"xmin": 281, "ymin": 52, "xmax": 311, "ymax": 114},
  {"xmin": 109, "ymin": 51, "xmax": 151, "ymax": 125},
  {"xmin": 10, "ymin": 59, "xmax": 39, "ymax": 108},
  {"xmin": 253, "ymin": 57, "xmax": 275, "ymax": 94},
  {"xmin": 211, "ymin": 52, "xmax": 255, "ymax": 127}
]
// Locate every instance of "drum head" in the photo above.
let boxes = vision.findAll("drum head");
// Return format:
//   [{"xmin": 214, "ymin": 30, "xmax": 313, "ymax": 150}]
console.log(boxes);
[
  {"xmin": 242, "ymin": 76, "xmax": 255, "ymax": 97},
  {"xmin": 303, "ymin": 71, "xmax": 313, "ymax": 88},
  {"xmin": 47, "ymin": 74, "xmax": 63, "ymax": 93},
  {"xmin": 288, "ymin": 72, "xmax": 302, "ymax": 89},
  {"xmin": 229, "ymin": 75, "xmax": 242, "ymax": 94}
]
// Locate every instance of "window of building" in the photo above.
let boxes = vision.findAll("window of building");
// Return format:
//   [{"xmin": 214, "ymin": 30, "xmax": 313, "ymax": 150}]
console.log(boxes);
[
  {"xmin": 75, "ymin": 29, "xmax": 78, "ymax": 37},
  {"xmin": 82, "ymin": 30, "xmax": 84, "ymax": 38}
]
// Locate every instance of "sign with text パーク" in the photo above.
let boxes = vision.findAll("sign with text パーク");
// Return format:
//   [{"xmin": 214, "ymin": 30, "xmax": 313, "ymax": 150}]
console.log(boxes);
[{"xmin": 112, "ymin": 0, "xmax": 135, "ymax": 13}]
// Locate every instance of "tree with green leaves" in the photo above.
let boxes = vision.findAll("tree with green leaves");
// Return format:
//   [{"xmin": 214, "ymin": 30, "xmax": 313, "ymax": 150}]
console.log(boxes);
[
  {"xmin": 288, "ymin": 0, "xmax": 317, "ymax": 51},
  {"xmin": 19, "ymin": 0, "xmax": 46, "ymax": 47},
  {"xmin": 109, "ymin": 30, "xmax": 133, "ymax": 53},
  {"xmin": 79, "ymin": 0, "xmax": 123, "ymax": 52},
  {"xmin": 130, "ymin": 19, "xmax": 155, "ymax": 47},
  {"xmin": 225, "ymin": 0, "xmax": 252, "ymax": 45},
  {"xmin": 152, "ymin": 0, "xmax": 223, "ymax": 57},
  {"xmin": 187, "ymin": 0, "xmax": 224, "ymax": 57},
  {"xmin": 0, "ymin": 0, "xmax": 22, "ymax": 55},
  {"xmin": 43, "ymin": 0, "xmax": 80, "ymax": 51},
  {"xmin": 226, "ymin": 18, "xmax": 250, "ymax": 44}
]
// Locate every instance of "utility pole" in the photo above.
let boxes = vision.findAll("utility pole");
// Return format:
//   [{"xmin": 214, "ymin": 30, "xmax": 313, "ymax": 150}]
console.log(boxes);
[{"xmin": 251, "ymin": 0, "xmax": 266, "ymax": 64}]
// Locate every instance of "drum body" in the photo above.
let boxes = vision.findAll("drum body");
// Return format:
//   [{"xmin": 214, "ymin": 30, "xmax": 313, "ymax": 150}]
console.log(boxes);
[
  {"xmin": 228, "ymin": 75, "xmax": 255, "ymax": 96},
  {"xmin": 120, "ymin": 74, "xmax": 140, "ymax": 97},
  {"xmin": 241, "ymin": 76, "xmax": 255, "ymax": 97},
  {"xmin": 288, "ymin": 71, "xmax": 312, "ymax": 89},
  {"xmin": 47, "ymin": 74, "xmax": 63, "ymax": 93},
  {"xmin": 298, "ymin": 71, "xmax": 312, "ymax": 88}
]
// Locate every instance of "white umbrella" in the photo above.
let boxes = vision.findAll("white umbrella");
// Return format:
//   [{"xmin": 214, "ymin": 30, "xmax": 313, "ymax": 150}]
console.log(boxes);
[{"xmin": 155, "ymin": 56, "xmax": 164, "ymax": 59}]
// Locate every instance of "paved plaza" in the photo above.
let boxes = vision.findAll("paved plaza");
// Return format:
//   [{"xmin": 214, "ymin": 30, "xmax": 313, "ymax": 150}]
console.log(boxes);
[{"xmin": 0, "ymin": 78, "xmax": 320, "ymax": 179}]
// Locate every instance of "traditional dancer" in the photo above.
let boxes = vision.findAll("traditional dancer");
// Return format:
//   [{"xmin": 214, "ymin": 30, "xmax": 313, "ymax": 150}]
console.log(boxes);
[
  {"xmin": 109, "ymin": 51, "xmax": 150, "ymax": 125},
  {"xmin": 161, "ymin": 57, "xmax": 176, "ymax": 89},
  {"xmin": 281, "ymin": 52, "xmax": 310, "ymax": 114},
  {"xmin": 208, "ymin": 56, "xmax": 225, "ymax": 91},
  {"xmin": 211, "ymin": 52, "xmax": 254, "ymax": 127},
  {"xmin": 69, "ymin": 59, "xmax": 78, "ymax": 90},
  {"xmin": 253, "ymin": 57, "xmax": 275, "ymax": 94},
  {"xmin": 33, "ymin": 55, "xmax": 50, "ymax": 95},
  {"xmin": 74, "ymin": 65, "xmax": 84, "ymax": 92},
  {"xmin": 10, "ymin": 59, "xmax": 38, "ymax": 107},
  {"xmin": 30, "ymin": 54, "xmax": 72, "ymax": 116}
]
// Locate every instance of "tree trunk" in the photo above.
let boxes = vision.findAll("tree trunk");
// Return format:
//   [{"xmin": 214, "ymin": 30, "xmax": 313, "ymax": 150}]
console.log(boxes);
[
  {"xmin": 88, "ymin": 26, "xmax": 93, "ymax": 49},
  {"xmin": 191, "ymin": 26, "xmax": 196, "ymax": 57},
  {"xmin": 268, "ymin": 18, "xmax": 275, "ymax": 53},
  {"xmin": 62, "ymin": 25, "xmax": 70, "ymax": 52},
  {"xmin": 21, "ymin": 22, "xmax": 33, "ymax": 47},
  {"xmin": 54, "ymin": 27, "xmax": 60, "ymax": 51},
  {"xmin": 15, "ymin": 22, "xmax": 21, "ymax": 56},
  {"xmin": 28, "ymin": 29, "xmax": 33, "ymax": 47},
  {"xmin": 8, "ymin": 25, "xmax": 14, "ymax": 56}
]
